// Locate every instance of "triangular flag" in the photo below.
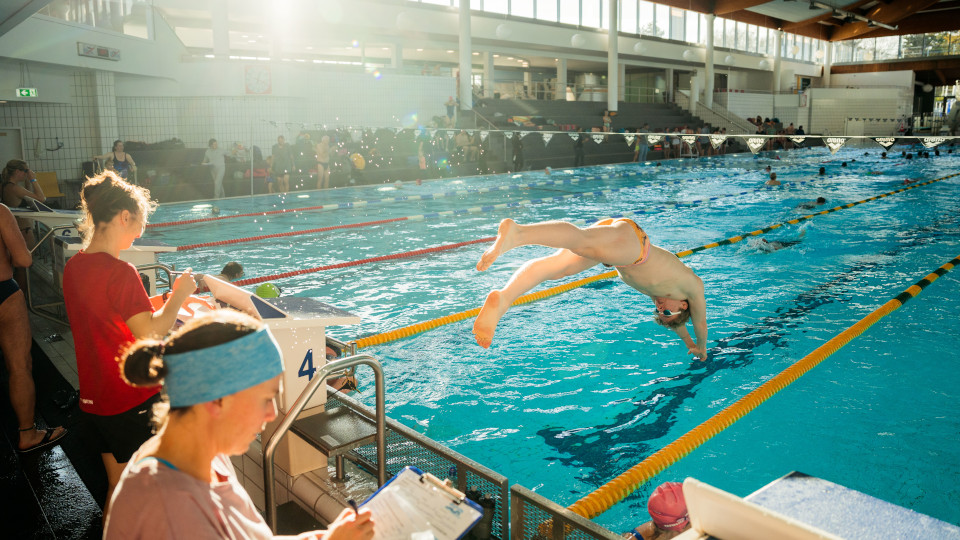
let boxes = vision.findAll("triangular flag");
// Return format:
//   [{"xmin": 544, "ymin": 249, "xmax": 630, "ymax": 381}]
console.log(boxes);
[
  {"xmin": 480, "ymin": 131, "xmax": 489, "ymax": 141},
  {"xmin": 591, "ymin": 134, "xmax": 604, "ymax": 144},
  {"xmin": 789, "ymin": 136, "xmax": 806, "ymax": 146},
  {"xmin": 505, "ymin": 131, "xmax": 514, "ymax": 139},
  {"xmin": 823, "ymin": 137, "xmax": 847, "ymax": 154},
  {"xmin": 646, "ymin": 135, "xmax": 664, "ymax": 145},
  {"xmin": 746, "ymin": 137, "xmax": 766, "ymax": 154},
  {"xmin": 393, "ymin": 127, "xmax": 403, "ymax": 134},
  {"xmin": 351, "ymin": 129, "xmax": 361, "ymax": 140},
  {"xmin": 709, "ymin": 135, "xmax": 727, "ymax": 149},
  {"xmin": 466, "ymin": 130, "xmax": 474, "ymax": 136},
  {"xmin": 624, "ymin": 134, "xmax": 635, "ymax": 146},
  {"xmin": 428, "ymin": 129, "xmax": 436, "ymax": 138},
  {"xmin": 921, "ymin": 137, "xmax": 947, "ymax": 149},
  {"xmin": 446, "ymin": 130, "xmax": 456, "ymax": 139},
  {"xmin": 568, "ymin": 132, "xmax": 579, "ymax": 141},
  {"xmin": 681, "ymin": 135, "xmax": 696, "ymax": 146},
  {"xmin": 542, "ymin": 133, "xmax": 553, "ymax": 145},
  {"xmin": 873, "ymin": 137, "xmax": 896, "ymax": 150}
]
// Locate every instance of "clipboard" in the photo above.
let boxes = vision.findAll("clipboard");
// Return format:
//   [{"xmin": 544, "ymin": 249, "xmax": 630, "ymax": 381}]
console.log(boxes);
[{"xmin": 360, "ymin": 466, "xmax": 484, "ymax": 540}]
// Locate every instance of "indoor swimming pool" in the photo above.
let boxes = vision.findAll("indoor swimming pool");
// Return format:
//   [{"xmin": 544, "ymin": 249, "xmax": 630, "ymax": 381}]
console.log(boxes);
[{"xmin": 149, "ymin": 146, "xmax": 960, "ymax": 532}]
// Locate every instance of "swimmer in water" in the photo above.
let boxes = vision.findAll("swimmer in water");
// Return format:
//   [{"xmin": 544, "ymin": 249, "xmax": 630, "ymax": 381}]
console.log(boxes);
[
  {"xmin": 796, "ymin": 197, "xmax": 827, "ymax": 210},
  {"xmin": 474, "ymin": 218, "xmax": 708, "ymax": 360}
]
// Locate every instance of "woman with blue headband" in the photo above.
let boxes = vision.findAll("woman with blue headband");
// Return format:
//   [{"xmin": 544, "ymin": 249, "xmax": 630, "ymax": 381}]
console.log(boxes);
[{"xmin": 104, "ymin": 311, "xmax": 375, "ymax": 539}]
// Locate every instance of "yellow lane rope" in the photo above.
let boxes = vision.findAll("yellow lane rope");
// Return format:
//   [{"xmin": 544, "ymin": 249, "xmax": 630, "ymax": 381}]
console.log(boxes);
[
  {"xmin": 566, "ymin": 253, "xmax": 960, "ymax": 520},
  {"xmin": 353, "ymin": 171, "xmax": 959, "ymax": 350}
]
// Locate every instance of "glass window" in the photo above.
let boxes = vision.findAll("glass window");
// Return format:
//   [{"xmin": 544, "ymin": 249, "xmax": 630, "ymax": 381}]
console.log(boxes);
[
  {"xmin": 724, "ymin": 18, "xmax": 736, "ymax": 49},
  {"xmin": 699, "ymin": 14, "xmax": 708, "ymax": 44},
  {"xmin": 714, "ymin": 16, "xmax": 726, "ymax": 48},
  {"xmin": 512, "ymin": 0, "xmax": 534, "ymax": 18},
  {"xmin": 685, "ymin": 10, "xmax": 699, "ymax": 44},
  {"xmin": 638, "ymin": 1, "xmax": 657, "ymax": 37},
  {"xmin": 582, "ymin": 0, "xmax": 600, "ymax": 28},
  {"xmin": 620, "ymin": 0, "xmax": 637, "ymax": 34},
  {"xmin": 875, "ymin": 36, "xmax": 898, "ymax": 60},
  {"xmin": 482, "ymin": 0, "xmax": 509, "ymax": 14},
  {"xmin": 670, "ymin": 7, "xmax": 684, "ymax": 41},
  {"xmin": 735, "ymin": 21, "xmax": 747, "ymax": 50},
  {"xmin": 559, "ymin": 0, "xmax": 579, "ymax": 25},
  {"xmin": 758, "ymin": 27, "xmax": 768, "ymax": 55},
  {"xmin": 655, "ymin": 4, "xmax": 669, "ymax": 39},
  {"xmin": 600, "ymin": 0, "xmax": 610, "ymax": 29},
  {"xmin": 536, "ymin": 0, "xmax": 558, "ymax": 22},
  {"xmin": 746, "ymin": 24, "xmax": 757, "ymax": 53},
  {"xmin": 925, "ymin": 32, "xmax": 951, "ymax": 56},
  {"xmin": 422, "ymin": 0, "xmax": 452, "ymax": 5}
]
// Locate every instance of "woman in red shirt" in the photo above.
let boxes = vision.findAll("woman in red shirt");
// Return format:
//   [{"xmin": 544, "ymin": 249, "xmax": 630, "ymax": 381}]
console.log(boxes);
[{"xmin": 63, "ymin": 171, "xmax": 196, "ymax": 516}]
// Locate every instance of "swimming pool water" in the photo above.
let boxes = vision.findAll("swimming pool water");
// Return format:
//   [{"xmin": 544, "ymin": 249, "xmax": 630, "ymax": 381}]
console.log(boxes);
[{"xmin": 151, "ymin": 145, "xmax": 960, "ymax": 531}]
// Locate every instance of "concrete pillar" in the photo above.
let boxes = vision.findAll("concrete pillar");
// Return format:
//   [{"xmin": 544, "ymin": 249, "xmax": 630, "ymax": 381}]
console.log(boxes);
[
  {"xmin": 523, "ymin": 71, "xmax": 532, "ymax": 97},
  {"xmin": 392, "ymin": 43, "xmax": 403, "ymax": 70},
  {"xmin": 690, "ymin": 70, "xmax": 700, "ymax": 111},
  {"xmin": 619, "ymin": 62, "xmax": 626, "ymax": 101},
  {"xmin": 705, "ymin": 14, "xmax": 715, "ymax": 107},
  {"xmin": 211, "ymin": 0, "xmax": 229, "ymax": 57},
  {"xmin": 556, "ymin": 58, "xmax": 567, "ymax": 100},
  {"xmin": 823, "ymin": 41, "xmax": 833, "ymax": 88},
  {"xmin": 773, "ymin": 29, "xmax": 783, "ymax": 93},
  {"xmin": 483, "ymin": 52, "xmax": 495, "ymax": 98},
  {"xmin": 458, "ymin": 0, "xmax": 473, "ymax": 110},
  {"xmin": 666, "ymin": 68, "xmax": 674, "ymax": 102},
  {"xmin": 606, "ymin": 0, "xmax": 618, "ymax": 112}
]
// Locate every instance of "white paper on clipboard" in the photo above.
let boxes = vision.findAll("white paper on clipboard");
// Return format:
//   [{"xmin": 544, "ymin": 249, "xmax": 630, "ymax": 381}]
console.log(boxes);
[{"xmin": 360, "ymin": 466, "xmax": 484, "ymax": 540}]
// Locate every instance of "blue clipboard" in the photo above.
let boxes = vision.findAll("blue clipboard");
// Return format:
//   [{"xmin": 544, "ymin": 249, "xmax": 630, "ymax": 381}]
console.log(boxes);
[{"xmin": 359, "ymin": 466, "xmax": 484, "ymax": 540}]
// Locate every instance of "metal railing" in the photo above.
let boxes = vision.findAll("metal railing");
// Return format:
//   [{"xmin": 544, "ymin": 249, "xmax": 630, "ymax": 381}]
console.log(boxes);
[
  {"xmin": 263, "ymin": 354, "xmax": 386, "ymax": 532},
  {"xmin": 484, "ymin": 81, "xmax": 666, "ymax": 104},
  {"xmin": 510, "ymin": 484, "xmax": 621, "ymax": 540}
]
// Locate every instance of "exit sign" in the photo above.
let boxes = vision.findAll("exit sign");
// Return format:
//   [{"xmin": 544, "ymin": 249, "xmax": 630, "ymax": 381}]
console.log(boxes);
[{"xmin": 16, "ymin": 88, "xmax": 37, "ymax": 98}]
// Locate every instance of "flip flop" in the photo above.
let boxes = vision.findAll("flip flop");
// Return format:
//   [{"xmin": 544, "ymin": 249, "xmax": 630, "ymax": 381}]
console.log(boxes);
[{"xmin": 18, "ymin": 427, "xmax": 68, "ymax": 454}]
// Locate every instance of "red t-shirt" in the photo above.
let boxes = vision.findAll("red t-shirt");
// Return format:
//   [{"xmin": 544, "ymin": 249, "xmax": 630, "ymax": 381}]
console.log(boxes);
[{"xmin": 63, "ymin": 251, "xmax": 159, "ymax": 415}]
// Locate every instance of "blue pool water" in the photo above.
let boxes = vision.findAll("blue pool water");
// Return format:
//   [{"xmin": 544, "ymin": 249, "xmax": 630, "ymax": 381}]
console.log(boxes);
[{"xmin": 151, "ymin": 146, "xmax": 960, "ymax": 531}]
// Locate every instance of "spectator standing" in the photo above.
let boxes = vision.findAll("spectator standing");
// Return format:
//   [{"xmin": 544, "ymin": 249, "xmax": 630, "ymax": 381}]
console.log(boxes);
[
  {"xmin": 635, "ymin": 125, "xmax": 650, "ymax": 163},
  {"xmin": 316, "ymin": 135, "xmax": 331, "ymax": 190},
  {"xmin": 270, "ymin": 136, "xmax": 293, "ymax": 193},
  {"xmin": 445, "ymin": 96, "xmax": 457, "ymax": 126},
  {"xmin": 512, "ymin": 133, "xmax": 524, "ymax": 171},
  {"xmin": 0, "ymin": 204, "xmax": 67, "ymax": 453},
  {"xmin": 94, "ymin": 140, "xmax": 137, "ymax": 183},
  {"xmin": 201, "ymin": 138, "xmax": 228, "ymax": 199}
]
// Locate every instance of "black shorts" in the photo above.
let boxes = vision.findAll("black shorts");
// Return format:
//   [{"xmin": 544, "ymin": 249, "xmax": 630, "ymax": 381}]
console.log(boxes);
[{"xmin": 81, "ymin": 393, "xmax": 161, "ymax": 463}]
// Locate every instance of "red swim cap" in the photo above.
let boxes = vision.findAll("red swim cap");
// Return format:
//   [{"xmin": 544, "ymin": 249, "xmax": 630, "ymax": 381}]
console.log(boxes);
[{"xmin": 647, "ymin": 482, "xmax": 689, "ymax": 531}]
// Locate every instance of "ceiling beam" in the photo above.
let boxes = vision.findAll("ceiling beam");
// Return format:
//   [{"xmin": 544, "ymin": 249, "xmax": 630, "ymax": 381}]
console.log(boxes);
[
  {"xmin": 713, "ymin": 0, "xmax": 770, "ymax": 16},
  {"xmin": 781, "ymin": 0, "xmax": 875, "ymax": 33},
  {"xmin": 829, "ymin": 0, "xmax": 941, "ymax": 41},
  {"xmin": 830, "ymin": 56, "xmax": 960, "ymax": 74},
  {"xmin": 861, "ymin": 9, "xmax": 960, "ymax": 38}
]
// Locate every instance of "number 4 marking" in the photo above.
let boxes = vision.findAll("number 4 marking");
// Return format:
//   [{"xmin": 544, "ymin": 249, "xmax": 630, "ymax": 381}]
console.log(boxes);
[{"xmin": 298, "ymin": 349, "xmax": 316, "ymax": 380}]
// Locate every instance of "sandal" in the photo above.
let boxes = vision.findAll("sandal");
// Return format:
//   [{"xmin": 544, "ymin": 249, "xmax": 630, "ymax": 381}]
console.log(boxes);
[{"xmin": 18, "ymin": 425, "xmax": 68, "ymax": 454}]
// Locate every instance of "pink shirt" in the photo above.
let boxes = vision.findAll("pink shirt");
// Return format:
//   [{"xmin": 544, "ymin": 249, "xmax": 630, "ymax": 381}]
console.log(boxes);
[{"xmin": 105, "ymin": 443, "xmax": 275, "ymax": 540}]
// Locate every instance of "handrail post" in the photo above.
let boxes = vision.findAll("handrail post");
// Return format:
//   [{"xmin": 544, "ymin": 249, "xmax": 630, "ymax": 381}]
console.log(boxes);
[{"xmin": 263, "ymin": 354, "xmax": 385, "ymax": 532}]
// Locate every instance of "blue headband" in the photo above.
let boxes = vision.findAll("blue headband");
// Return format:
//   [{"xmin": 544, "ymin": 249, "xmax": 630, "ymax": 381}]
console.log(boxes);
[{"xmin": 164, "ymin": 328, "xmax": 284, "ymax": 408}]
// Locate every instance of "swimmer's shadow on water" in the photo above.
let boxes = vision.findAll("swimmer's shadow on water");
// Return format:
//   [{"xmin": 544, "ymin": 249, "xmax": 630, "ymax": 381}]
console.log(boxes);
[{"xmin": 536, "ymin": 214, "xmax": 960, "ymax": 488}]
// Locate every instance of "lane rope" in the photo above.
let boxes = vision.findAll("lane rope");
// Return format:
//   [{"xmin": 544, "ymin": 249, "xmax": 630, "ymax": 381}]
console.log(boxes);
[
  {"xmin": 352, "ymin": 171, "xmax": 959, "ymax": 349},
  {"xmin": 566, "ymin": 252, "xmax": 960, "ymax": 520},
  {"xmin": 174, "ymin": 179, "xmax": 817, "ymax": 251}
]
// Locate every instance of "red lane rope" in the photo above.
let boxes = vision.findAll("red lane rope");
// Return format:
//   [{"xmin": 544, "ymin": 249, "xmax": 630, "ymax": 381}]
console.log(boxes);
[
  {"xmin": 147, "ymin": 203, "xmax": 333, "ymax": 229},
  {"xmin": 176, "ymin": 217, "xmax": 407, "ymax": 251},
  {"xmin": 231, "ymin": 237, "xmax": 495, "ymax": 287}
]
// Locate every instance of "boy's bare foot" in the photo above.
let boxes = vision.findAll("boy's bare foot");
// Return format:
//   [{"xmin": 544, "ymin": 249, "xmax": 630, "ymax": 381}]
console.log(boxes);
[
  {"xmin": 477, "ymin": 219, "xmax": 519, "ymax": 271},
  {"xmin": 473, "ymin": 291, "xmax": 502, "ymax": 348}
]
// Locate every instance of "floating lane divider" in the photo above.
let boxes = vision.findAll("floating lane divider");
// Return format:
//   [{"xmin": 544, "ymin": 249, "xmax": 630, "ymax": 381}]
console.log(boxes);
[
  {"xmin": 174, "ymin": 179, "xmax": 813, "ymax": 251},
  {"xmin": 149, "ymin": 169, "xmax": 653, "ymax": 229},
  {"xmin": 148, "ymin": 164, "xmax": 808, "ymax": 229},
  {"xmin": 566, "ymin": 252, "xmax": 960, "ymax": 520},
  {"xmin": 352, "ymin": 170, "xmax": 959, "ymax": 349}
]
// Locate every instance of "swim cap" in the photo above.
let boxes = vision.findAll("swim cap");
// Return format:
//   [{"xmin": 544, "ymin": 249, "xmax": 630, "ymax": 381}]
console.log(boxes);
[
  {"xmin": 647, "ymin": 482, "xmax": 689, "ymax": 531},
  {"xmin": 255, "ymin": 283, "xmax": 281, "ymax": 298}
]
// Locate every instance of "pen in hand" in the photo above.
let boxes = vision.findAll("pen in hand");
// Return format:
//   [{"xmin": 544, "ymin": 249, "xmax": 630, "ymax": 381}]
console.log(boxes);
[{"xmin": 347, "ymin": 499, "xmax": 359, "ymax": 514}]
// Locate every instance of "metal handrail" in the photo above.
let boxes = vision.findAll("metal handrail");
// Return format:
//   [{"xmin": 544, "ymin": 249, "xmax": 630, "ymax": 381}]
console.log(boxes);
[
  {"xmin": 134, "ymin": 262, "xmax": 176, "ymax": 292},
  {"xmin": 25, "ymin": 224, "xmax": 77, "ymax": 325},
  {"xmin": 263, "ymin": 354, "xmax": 386, "ymax": 532}
]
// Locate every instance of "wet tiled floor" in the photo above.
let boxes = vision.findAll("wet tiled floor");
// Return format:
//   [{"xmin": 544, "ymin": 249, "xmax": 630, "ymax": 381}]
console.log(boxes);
[{"xmin": 0, "ymin": 340, "xmax": 103, "ymax": 539}]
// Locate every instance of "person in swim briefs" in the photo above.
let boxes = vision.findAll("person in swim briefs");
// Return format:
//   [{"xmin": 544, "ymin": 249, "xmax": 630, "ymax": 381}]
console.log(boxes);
[{"xmin": 474, "ymin": 218, "xmax": 708, "ymax": 360}]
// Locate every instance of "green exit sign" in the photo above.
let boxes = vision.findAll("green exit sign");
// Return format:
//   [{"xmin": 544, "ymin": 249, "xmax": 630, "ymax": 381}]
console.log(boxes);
[{"xmin": 17, "ymin": 88, "xmax": 37, "ymax": 97}]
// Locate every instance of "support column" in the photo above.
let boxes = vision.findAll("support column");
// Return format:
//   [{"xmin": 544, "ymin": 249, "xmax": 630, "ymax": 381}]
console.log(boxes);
[
  {"xmin": 458, "ymin": 0, "xmax": 473, "ymax": 110},
  {"xmin": 666, "ymin": 68, "xmax": 675, "ymax": 103},
  {"xmin": 483, "ymin": 52, "xmax": 495, "ymax": 98},
  {"xmin": 607, "ymin": 0, "xmax": 618, "ymax": 112},
  {"xmin": 705, "ymin": 14, "xmax": 715, "ymax": 107},
  {"xmin": 773, "ymin": 29, "xmax": 783, "ymax": 93},
  {"xmin": 823, "ymin": 41, "xmax": 833, "ymax": 87},
  {"xmin": 392, "ymin": 43, "xmax": 403, "ymax": 70},
  {"xmin": 211, "ymin": 0, "xmax": 229, "ymax": 57},
  {"xmin": 523, "ymin": 71, "xmax": 532, "ymax": 98},
  {"xmin": 556, "ymin": 58, "xmax": 567, "ymax": 100},
  {"xmin": 619, "ymin": 62, "xmax": 626, "ymax": 101}
]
